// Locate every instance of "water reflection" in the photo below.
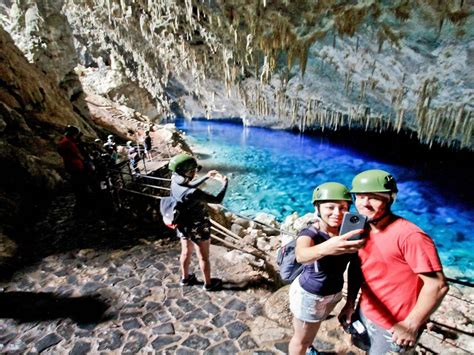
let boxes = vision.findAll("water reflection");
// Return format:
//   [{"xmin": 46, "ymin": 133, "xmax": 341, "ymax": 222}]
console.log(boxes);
[{"xmin": 176, "ymin": 119, "xmax": 474, "ymax": 282}]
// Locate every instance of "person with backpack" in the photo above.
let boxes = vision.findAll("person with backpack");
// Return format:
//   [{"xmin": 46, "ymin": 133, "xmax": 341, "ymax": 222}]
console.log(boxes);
[
  {"xmin": 166, "ymin": 153, "xmax": 228, "ymax": 291},
  {"xmin": 288, "ymin": 182, "xmax": 366, "ymax": 355}
]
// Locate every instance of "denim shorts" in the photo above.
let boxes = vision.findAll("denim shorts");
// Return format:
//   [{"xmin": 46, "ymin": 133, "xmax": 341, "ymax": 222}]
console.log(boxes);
[
  {"xmin": 360, "ymin": 310, "xmax": 418, "ymax": 354},
  {"xmin": 289, "ymin": 276, "xmax": 342, "ymax": 323}
]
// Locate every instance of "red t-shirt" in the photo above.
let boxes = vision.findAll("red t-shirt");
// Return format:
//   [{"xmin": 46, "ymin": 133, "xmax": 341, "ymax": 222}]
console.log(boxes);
[
  {"xmin": 57, "ymin": 136, "xmax": 84, "ymax": 173},
  {"xmin": 359, "ymin": 217, "xmax": 443, "ymax": 329}
]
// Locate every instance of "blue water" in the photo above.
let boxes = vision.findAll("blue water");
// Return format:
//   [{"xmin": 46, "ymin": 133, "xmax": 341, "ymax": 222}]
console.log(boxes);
[{"xmin": 175, "ymin": 119, "xmax": 474, "ymax": 282}]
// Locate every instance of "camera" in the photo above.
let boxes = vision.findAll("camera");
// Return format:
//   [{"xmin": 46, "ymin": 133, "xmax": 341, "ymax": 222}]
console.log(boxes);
[
  {"xmin": 340, "ymin": 212, "xmax": 368, "ymax": 240},
  {"xmin": 350, "ymin": 215, "xmax": 360, "ymax": 223}
]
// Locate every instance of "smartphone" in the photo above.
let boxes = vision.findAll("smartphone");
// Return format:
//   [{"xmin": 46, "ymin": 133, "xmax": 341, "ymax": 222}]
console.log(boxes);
[{"xmin": 340, "ymin": 212, "xmax": 367, "ymax": 240}]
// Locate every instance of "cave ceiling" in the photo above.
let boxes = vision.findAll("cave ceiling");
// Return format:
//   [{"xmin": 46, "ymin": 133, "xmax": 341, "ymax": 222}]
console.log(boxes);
[{"xmin": 1, "ymin": 0, "xmax": 473, "ymax": 149}]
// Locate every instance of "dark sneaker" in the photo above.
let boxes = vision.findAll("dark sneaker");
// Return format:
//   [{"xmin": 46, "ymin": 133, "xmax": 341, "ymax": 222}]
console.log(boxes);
[
  {"xmin": 306, "ymin": 345, "xmax": 319, "ymax": 355},
  {"xmin": 202, "ymin": 279, "xmax": 222, "ymax": 291},
  {"xmin": 179, "ymin": 273, "xmax": 197, "ymax": 286}
]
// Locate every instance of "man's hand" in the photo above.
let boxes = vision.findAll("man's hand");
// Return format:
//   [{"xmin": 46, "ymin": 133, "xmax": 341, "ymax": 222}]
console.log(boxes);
[
  {"xmin": 389, "ymin": 320, "xmax": 418, "ymax": 347},
  {"xmin": 338, "ymin": 302, "xmax": 356, "ymax": 328}
]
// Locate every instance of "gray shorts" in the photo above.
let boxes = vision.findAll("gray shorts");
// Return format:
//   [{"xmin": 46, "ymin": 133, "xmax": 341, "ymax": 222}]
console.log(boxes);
[
  {"xmin": 289, "ymin": 276, "xmax": 342, "ymax": 323},
  {"xmin": 360, "ymin": 310, "xmax": 418, "ymax": 354}
]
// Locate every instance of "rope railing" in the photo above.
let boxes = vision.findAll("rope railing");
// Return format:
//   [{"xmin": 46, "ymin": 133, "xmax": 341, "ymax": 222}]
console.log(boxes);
[
  {"xmin": 119, "ymin": 188, "xmax": 161, "ymax": 200},
  {"xmin": 446, "ymin": 277, "xmax": 474, "ymax": 288},
  {"xmin": 133, "ymin": 182, "xmax": 170, "ymax": 192},
  {"xmin": 423, "ymin": 330, "xmax": 472, "ymax": 353},
  {"xmin": 107, "ymin": 168, "xmax": 172, "ymax": 182},
  {"xmin": 445, "ymin": 292, "xmax": 474, "ymax": 305},
  {"xmin": 429, "ymin": 320, "xmax": 474, "ymax": 337}
]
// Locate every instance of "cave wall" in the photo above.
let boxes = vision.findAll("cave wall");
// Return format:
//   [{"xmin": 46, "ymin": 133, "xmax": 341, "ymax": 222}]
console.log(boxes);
[
  {"xmin": 0, "ymin": 25, "xmax": 96, "ymax": 247},
  {"xmin": 2, "ymin": 0, "xmax": 472, "ymax": 149},
  {"xmin": 59, "ymin": 0, "xmax": 473, "ymax": 150}
]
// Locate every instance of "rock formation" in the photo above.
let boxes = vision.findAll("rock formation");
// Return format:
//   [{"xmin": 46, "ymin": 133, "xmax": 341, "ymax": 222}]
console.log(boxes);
[{"xmin": 2, "ymin": 0, "xmax": 472, "ymax": 150}]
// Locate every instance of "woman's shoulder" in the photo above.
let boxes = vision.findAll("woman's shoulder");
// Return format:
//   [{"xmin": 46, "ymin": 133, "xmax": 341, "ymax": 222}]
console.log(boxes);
[{"xmin": 297, "ymin": 224, "xmax": 320, "ymax": 238}]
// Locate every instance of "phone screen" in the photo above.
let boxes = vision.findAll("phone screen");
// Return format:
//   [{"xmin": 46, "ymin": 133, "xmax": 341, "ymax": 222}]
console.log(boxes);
[{"xmin": 340, "ymin": 212, "xmax": 367, "ymax": 240}]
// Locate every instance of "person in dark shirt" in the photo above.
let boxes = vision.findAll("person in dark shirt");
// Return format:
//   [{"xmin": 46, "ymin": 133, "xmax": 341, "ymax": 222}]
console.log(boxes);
[
  {"xmin": 168, "ymin": 153, "xmax": 228, "ymax": 291},
  {"xmin": 288, "ymin": 182, "xmax": 365, "ymax": 355},
  {"xmin": 143, "ymin": 130, "xmax": 152, "ymax": 161}
]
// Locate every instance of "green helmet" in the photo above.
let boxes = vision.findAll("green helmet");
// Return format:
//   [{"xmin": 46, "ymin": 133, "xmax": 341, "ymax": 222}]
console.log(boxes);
[
  {"xmin": 351, "ymin": 169, "xmax": 398, "ymax": 193},
  {"xmin": 312, "ymin": 182, "xmax": 352, "ymax": 204},
  {"xmin": 169, "ymin": 153, "xmax": 198, "ymax": 174}
]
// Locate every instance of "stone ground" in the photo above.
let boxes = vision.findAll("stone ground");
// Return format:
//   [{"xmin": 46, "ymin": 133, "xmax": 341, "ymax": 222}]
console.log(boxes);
[
  {"xmin": 0, "ymin": 190, "xmax": 472, "ymax": 354},
  {"xmin": 0, "ymin": 193, "xmax": 300, "ymax": 354}
]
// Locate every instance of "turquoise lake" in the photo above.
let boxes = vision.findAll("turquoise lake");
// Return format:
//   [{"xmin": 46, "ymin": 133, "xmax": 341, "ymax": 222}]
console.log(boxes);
[{"xmin": 175, "ymin": 118, "xmax": 474, "ymax": 283}]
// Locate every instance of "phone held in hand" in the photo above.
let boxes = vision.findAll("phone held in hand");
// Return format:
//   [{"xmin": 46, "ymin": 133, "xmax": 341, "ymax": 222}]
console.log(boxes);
[{"xmin": 340, "ymin": 212, "xmax": 367, "ymax": 240}]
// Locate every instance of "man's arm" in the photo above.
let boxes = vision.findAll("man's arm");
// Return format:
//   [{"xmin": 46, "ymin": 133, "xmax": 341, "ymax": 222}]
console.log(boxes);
[
  {"xmin": 390, "ymin": 271, "xmax": 449, "ymax": 347},
  {"xmin": 338, "ymin": 256, "xmax": 362, "ymax": 325}
]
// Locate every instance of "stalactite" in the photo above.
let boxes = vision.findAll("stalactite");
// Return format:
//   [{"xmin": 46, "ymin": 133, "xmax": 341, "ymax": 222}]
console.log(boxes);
[
  {"xmin": 364, "ymin": 110, "xmax": 371, "ymax": 131},
  {"xmin": 344, "ymin": 71, "xmax": 352, "ymax": 95},
  {"xmin": 395, "ymin": 109, "xmax": 404, "ymax": 133},
  {"xmin": 359, "ymin": 80, "xmax": 366, "ymax": 100},
  {"xmin": 461, "ymin": 111, "xmax": 472, "ymax": 148}
]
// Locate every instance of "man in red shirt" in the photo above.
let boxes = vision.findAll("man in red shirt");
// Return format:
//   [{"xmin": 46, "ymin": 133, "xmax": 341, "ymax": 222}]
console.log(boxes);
[
  {"xmin": 57, "ymin": 125, "xmax": 88, "ymax": 211},
  {"xmin": 339, "ymin": 170, "xmax": 448, "ymax": 354}
]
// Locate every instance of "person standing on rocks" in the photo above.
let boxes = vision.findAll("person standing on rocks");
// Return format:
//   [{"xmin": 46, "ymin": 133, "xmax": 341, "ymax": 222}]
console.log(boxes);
[
  {"xmin": 168, "ymin": 153, "xmax": 228, "ymax": 291},
  {"xmin": 339, "ymin": 170, "xmax": 449, "ymax": 354},
  {"xmin": 288, "ymin": 182, "xmax": 365, "ymax": 355},
  {"xmin": 57, "ymin": 125, "xmax": 89, "ymax": 213}
]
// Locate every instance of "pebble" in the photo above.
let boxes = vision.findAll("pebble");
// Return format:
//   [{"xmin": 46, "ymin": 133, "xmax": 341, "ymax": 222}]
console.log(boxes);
[
  {"xmin": 69, "ymin": 341, "xmax": 91, "ymax": 355},
  {"xmin": 181, "ymin": 334, "xmax": 210, "ymax": 350},
  {"xmin": 34, "ymin": 333, "xmax": 62, "ymax": 353}
]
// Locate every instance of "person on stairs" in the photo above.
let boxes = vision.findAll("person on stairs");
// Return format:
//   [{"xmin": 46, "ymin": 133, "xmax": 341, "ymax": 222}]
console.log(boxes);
[{"xmin": 57, "ymin": 125, "xmax": 89, "ymax": 214}]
